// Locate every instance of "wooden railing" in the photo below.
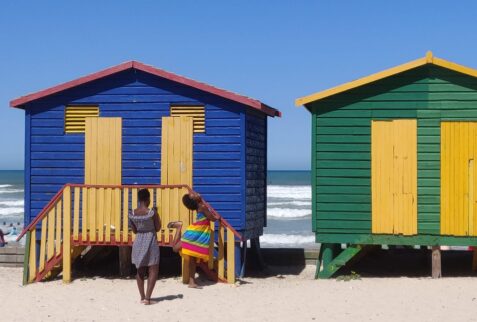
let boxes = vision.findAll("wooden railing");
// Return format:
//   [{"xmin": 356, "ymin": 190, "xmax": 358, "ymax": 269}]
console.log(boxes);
[{"xmin": 18, "ymin": 184, "xmax": 242, "ymax": 284}]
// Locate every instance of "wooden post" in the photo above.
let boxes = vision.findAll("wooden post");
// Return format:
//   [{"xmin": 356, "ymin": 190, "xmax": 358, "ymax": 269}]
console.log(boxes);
[
  {"xmin": 315, "ymin": 244, "xmax": 324, "ymax": 279},
  {"xmin": 226, "ymin": 228, "xmax": 235, "ymax": 284},
  {"xmin": 22, "ymin": 231, "xmax": 31, "ymax": 285},
  {"xmin": 62, "ymin": 186, "xmax": 72, "ymax": 283},
  {"xmin": 240, "ymin": 240, "xmax": 247, "ymax": 278},
  {"xmin": 431, "ymin": 246, "xmax": 442, "ymax": 278},
  {"xmin": 472, "ymin": 248, "xmax": 477, "ymax": 271},
  {"xmin": 118, "ymin": 246, "xmax": 132, "ymax": 277},
  {"xmin": 182, "ymin": 256, "xmax": 190, "ymax": 284},
  {"xmin": 318, "ymin": 243, "xmax": 335, "ymax": 279},
  {"xmin": 251, "ymin": 237, "xmax": 267, "ymax": 270}
]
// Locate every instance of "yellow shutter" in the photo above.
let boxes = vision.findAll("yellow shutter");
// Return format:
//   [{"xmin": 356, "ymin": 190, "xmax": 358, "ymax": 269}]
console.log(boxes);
[
  {"xmin": 65, "ymin": 106, "xmax": 99, "ymax": 133},
  {"xmin": 170, "ymin": 106, "xmax": 205, "ymax": 133},
  {"xmin": 371, "ymin": 119, "xmax": 417, "ymax": 235}
]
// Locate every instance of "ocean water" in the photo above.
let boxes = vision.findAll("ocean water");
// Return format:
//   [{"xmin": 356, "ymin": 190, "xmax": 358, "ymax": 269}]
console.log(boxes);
[
  {"xmin": 264, "ymin": 171, "xmax": 315, "ymax": 248},
  {"xmin": 0, "ymin": 170, "xmax": 25, "ymax": 242},
  {"xmin": 0, "ymin": 170, "xmax": 314, "ymax": 248}
]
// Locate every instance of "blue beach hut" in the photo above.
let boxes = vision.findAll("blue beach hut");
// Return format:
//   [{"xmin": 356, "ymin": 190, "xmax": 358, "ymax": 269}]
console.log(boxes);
[{"xmin": 11, "ymin": 61, "xmax": 280, "ymax": 284}]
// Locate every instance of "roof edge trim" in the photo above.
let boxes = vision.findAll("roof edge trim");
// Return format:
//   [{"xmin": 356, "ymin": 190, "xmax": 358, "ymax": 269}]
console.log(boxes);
[
  {"xmin": 10, "ymin": 61, "xmax": 280, "ymax": 117},
  {"xmin": 295, "ymin": 52, "xmax": 477, "ymax": 107}
]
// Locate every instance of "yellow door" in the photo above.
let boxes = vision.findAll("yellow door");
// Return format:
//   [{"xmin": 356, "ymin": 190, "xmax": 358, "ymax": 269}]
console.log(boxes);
[
  {"xmin": 161, "ymin": 116, "xmax": 194, "ymax": 282},
  {"xmin": 84, "ymin": 117, "xmax": 122, "ymax": 242},
  {"xmin": 161, "ymin": 116, "xmax": 193, "ymax": 186},
  {"xmin": 84, "ymin": 117, "xmax": 122, "ymax": 185},
  {"xmin": 371, "ymin": 119, "xmax": 417, "ymax": 235},
  {"xmin": 441, "ymin": 122, "xmax": 477, "ymax": 236}
]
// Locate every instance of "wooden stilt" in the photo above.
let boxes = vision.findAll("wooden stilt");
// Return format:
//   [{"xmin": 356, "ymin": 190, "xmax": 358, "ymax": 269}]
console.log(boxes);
[
  {"xmin": 318, "ymin": 243, "xmax": 335, "ymax": 279},
  {"xmin": 239, "ymin": 240, "xmax": 247, "ymax": 278},
  {"xmin": 118, "ymin": 246, "xmax": 132, "ymax": 277},
  {"xmin": 22, "ymin": 231, "xmax": 31, "ymax": 285},
  {"xmin": 251, "ymin": 237, "xmax": 267, "ymax": 270},
  {"xmin": 431, "ymin": 246, "xmax": 442, "ymax": 278},
  {"xmin": 182, "ymin": 255, "xmax": 190, "ymax": 284},
  {"xmin": 315, "ymin": 243, "xmax": 324, "ymax": 279},
  {"xmin": 472, "ymin": 248, "xmax": 477, "ymax": 272},
  {"xmin": 62, "ymin": 186, "xmax": 72, "ymax": 283}
]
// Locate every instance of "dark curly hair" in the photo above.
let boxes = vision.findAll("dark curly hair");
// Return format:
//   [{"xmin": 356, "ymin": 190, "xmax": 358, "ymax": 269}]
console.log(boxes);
[
  {"xmin": 138, "ymin": 188, "xmax": 150, "ymax": 203},
  {"xmin": 182, "ymin": 193, "xmax": 198, "ymax": 210}
]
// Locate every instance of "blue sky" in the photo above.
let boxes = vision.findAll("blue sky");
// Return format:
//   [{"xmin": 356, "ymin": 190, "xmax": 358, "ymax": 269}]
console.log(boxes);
[{"xmin": 1, "ymin": 1, "xmax": 477, "ymax": 170}]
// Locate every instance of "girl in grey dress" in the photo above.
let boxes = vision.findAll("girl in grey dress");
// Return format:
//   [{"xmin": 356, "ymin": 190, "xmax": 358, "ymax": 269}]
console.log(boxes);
[{"xmin": 129, "ymin": 189, "xmax": 161, "ymax": 305}]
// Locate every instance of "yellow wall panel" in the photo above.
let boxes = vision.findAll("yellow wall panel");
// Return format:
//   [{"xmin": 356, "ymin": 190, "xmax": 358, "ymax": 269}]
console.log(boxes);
[{"xmin": 372, "ymin": 119, "xmax": 417, "ymax": 235}]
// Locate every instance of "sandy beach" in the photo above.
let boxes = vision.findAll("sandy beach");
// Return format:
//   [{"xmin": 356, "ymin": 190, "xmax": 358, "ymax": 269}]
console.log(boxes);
[{"xmin": 1, "ymin": 265, "xmax": 477, "ymax": 322}]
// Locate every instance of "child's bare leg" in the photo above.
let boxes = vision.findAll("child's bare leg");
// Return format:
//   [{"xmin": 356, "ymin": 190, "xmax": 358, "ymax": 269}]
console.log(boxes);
[
  {"xmin": 144, "ymin": 264, "xmax": 159, "ymax": 305},
  {"xmin": 136, "ymin": 267, "xmax": 146, "ymax": 302},
  {"xmin": 168, "ymin": 222, "xmax": 183, "ymax": 252},
  {"xmin": 188, "ymin": 257, "xmax": 201, "ymax": 288}
]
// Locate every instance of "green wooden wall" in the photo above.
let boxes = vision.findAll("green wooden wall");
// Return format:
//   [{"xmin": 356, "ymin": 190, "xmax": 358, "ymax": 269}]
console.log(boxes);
[{"xmin": 309, "ymin": 65, "xmax": 477, "ymax": 245}]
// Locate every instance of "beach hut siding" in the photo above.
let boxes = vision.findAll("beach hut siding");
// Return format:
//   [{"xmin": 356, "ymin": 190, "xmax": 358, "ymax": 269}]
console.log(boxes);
[
  {"xmin": 21, "ymin": 68, "xmax": 275, "ymax": 239},
  {"xmin": 309, "ymin": 65, "xmax": 477, "ymax": 246},
  {"xmin": 245, "ymin": 110, "xmax": 267, "ymax": 238}
]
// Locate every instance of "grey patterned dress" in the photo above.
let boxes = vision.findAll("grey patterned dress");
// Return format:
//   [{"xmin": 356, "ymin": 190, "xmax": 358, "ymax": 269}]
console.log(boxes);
[{"xmin": 129, "ymin": 209, "xmax": 160, "ymax": 268}]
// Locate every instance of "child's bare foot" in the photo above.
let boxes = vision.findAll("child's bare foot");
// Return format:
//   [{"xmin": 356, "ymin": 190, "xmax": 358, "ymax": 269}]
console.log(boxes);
[
  {"xmin": 167, "ymin": 221, "xmax": 182, "ymax": 229},
  {"xmin": 140, "ymin": 299, "xmax": 147, "ymax": 304},
  {"xmin": 143, "ymin": 299, "xmax": 158, "ymax": 305},
  {"xmin": 188, "ymin": 282, "xmax": 202, "ymax": 289}
]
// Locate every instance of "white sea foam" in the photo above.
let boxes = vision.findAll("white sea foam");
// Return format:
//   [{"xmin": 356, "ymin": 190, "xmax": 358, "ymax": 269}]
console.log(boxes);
[
  {"xmin": 0, "ymin": 207, "xmax": 24, "ymax": 216},
  {"xmin": 268, "ymin": 208, "xmax": 311, "ymax": 219},
  {"xmin": 0, "ymin": 189, "xmax": 23, "ymax": 194},
  {"xmin": 267, "ymin": 185, "xmax": 311, "ymax": 200},
  {"xmin": 260, "ymin": 233, "xmax": 315, "ymax": 246},
  {"xmin": 267, "ymin": 200, "xmax": 311, "ymax": 207},
  {"xmin": 0, "ymin": 200, "xmax": 24, "ymax": 207},
  {"xmin": 0, "ymin": 185, "xmax": 12, "ymax": 188}
]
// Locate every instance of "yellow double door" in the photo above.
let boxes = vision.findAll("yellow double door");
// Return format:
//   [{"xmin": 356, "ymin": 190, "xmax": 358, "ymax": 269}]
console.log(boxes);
[
  {"xmin": 84, "ymin": 116, "xmax": 193, "ymax": 186},
  {"xmin": 372, "ymin": 120, "xmax": 477, "ymax": 236}
]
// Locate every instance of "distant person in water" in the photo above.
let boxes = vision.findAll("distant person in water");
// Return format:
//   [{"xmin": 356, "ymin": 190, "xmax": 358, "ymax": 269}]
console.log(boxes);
[
  {"xmin": 0, "ymin": 229, "xmax": 7, "ymax": 247},
  {"xmin": 129, "ymin": 189, "xmax": 161, "ymax": 305},
  {"xmin": 168, "ymin": 191, "xmax": 219, "ymax": 288}
]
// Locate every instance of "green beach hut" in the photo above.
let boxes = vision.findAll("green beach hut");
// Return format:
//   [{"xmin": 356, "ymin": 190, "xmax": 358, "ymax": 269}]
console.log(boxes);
[{"xmin": 296, "ymin": 52, "xmax": 477, "ymax": 278}]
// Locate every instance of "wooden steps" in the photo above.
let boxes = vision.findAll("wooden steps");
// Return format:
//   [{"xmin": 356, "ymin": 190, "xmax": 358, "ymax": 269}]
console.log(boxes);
[
  {"xmin": 18, "ymin": 184, "xmax": 242, "ymax": 285},
  {"xmin": 0, "ymin": 244, "xmax": 24, "ymax": 267}
]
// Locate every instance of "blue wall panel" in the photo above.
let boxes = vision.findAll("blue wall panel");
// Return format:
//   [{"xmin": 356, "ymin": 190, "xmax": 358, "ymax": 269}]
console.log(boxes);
[
  {"xmin": 26, "ymin": 70, "xmax": 255, "ymax": 234},
  {"xmin": 244, "ymin": 110, "xmax": 267, "ymax": 239}
]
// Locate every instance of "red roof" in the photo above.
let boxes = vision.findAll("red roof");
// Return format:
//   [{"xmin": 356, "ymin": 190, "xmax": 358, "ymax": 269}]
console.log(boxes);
[{"xmin": 10, "ymin": 61, "xmax": 281, "ymax": 117}]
